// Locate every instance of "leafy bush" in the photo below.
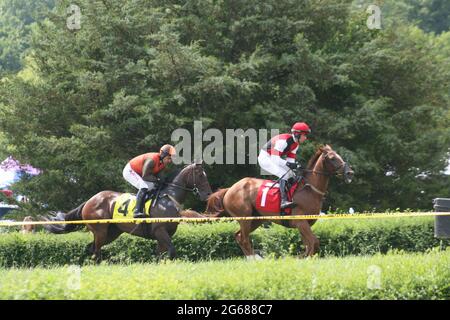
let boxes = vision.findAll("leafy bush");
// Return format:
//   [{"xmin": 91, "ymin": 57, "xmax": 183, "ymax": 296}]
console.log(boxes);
[{"xmin": 0, "ymin": 216, "xmax": 448, "ymax": 267}]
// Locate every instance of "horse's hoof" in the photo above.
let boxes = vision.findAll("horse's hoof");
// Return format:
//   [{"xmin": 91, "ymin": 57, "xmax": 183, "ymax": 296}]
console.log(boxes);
[{"xmin": 246, "ymin": 254, "xmax": 263, "ymax": 261}]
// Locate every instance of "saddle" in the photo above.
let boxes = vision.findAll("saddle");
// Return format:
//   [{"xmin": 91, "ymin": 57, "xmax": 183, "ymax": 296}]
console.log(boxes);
[
  {"xmin": 112, "ymin": 185, "xmax": 162, "ymax": 219},
  {"xmin": 255, "ymin": 177, "xmax": 302, "ymax": 215},
  {"xmin": 113, "ymin": 193, "xmax": 152, "ymax": 219},
  {"xmin": 146, "ymin": 187, "xmax": 159, "ymax": 208}
]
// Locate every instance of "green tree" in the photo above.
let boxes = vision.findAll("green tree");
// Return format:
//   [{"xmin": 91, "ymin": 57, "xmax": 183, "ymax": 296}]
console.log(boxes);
[
  {"xmin": 0, "ymin": 0, "xmax": 55, "ymax": 75},
  {"xmin": 355, "ymin": 0, "xmax": 450, "ymax": 34},
  {"xmin": 0, "ymin": 0, "xmax": 448, "ymax": 212},
  {"xmin": 409, "ymin": 0, "xmax": 450, "ymax": 34}
]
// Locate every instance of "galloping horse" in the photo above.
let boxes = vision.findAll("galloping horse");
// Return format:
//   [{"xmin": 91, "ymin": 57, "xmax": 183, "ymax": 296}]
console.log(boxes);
[
  {"xmin": 43, "ymin": 162, "xmax": 212, "ymax": 261},
  {"xmin": 206, "ymin": 145, "xmax": 354, "ymax": 258}
]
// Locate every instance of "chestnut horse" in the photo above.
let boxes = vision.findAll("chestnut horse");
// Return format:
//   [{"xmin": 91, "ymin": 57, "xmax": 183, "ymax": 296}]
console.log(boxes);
[
  {"xmin": 206, "ymin": 145, "xmax": 354, "ymax": 258},
  {"xmin": 43, "ymin": 162, "xmax": 212, "ymax": 261}
]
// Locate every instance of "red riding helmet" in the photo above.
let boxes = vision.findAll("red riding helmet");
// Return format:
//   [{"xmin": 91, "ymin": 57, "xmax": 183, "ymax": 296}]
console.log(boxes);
[{"xmin": 291, "ymin": 122, "xmax": 311, "ymax": 135}]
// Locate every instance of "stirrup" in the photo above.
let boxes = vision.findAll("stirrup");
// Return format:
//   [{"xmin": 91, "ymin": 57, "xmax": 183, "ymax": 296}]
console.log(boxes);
[
  {"xmin": 133, "ymin": 211, "xmax": 146, "ymax": 219},
  {"xmin": 287, "ymin": 176, "xmax": 297, "ymax": 186},
  {"xmin": 280, "ymin": 201, "xmax": 296, "ymax": 209},
  {"xmin": 133, "ymin": 212, "xmax": 146, "ymax": 218}
]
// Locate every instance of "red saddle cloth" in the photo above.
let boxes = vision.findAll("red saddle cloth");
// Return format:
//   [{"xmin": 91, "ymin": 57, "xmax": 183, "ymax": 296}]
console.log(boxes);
[{"xmin": 255, "ymin": 180, "xmax": 299, "ymax": 214}]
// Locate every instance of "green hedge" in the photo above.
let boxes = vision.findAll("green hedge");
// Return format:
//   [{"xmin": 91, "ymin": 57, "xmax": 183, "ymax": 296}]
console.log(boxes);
[
  {"xmin": 0, "ymin": 217, "xmax": 448, "ymax": 267},
  {"xmin": 1, "ymin": 250, "xmax": 449, "ymax": 299}
]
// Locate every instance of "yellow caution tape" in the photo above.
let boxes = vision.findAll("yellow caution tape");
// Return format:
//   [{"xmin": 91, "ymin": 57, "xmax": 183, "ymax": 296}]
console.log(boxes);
[{"xmin": 0, "ymin": 212, "xmax": 450, "ymax": 227}]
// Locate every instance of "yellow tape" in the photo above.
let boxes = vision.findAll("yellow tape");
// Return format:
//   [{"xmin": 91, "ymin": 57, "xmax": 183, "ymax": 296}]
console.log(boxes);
[{"xmin": 0, "ymin": 212, "xmax": 450, "ymax": 227}]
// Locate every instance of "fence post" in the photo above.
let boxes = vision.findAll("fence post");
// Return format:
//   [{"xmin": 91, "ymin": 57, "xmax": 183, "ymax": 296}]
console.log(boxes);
[{"xmin": 434, "ymin": 198, "xmax": 450, "ymax": 242}]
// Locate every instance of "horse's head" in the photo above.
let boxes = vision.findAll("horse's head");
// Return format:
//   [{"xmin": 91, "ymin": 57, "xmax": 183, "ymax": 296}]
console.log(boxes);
[
  {"xmin": 182, "ymin": 160, "xmax": 213, "ymax": 201},
  {"xmin": 320, "ymin": 145, "xmax": 354, "ymax": 183}
]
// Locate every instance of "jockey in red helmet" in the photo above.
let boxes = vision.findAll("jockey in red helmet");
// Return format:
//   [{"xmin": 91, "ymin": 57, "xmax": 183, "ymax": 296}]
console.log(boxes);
[
  {"xmin": 123, "ymin": 144, "xmax": 176, "ymax": 218},
  {"xmin": 258, "ymin": 122, "xmax": 311, "ymax": 209}
]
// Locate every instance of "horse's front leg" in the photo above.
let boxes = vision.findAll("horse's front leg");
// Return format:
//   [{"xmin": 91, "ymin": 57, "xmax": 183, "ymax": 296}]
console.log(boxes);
[
  {"xmin": 236, "ymin": 221, "xmax": 264, "ymax": 260},
  {"xmin": 153, "ymin": 226, "xmax": 176, "ymax": 260},
  {"xmin": 292, "ymin": 220, "xmax": 320, "ymax": 257}
]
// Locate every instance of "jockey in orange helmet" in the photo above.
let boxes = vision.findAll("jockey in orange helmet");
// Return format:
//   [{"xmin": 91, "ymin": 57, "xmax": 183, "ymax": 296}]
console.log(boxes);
[
  {"xmin": 258, "ymin": 122, "xmax": 311, "ymax": 209},
  {"xmin": 123, "ymin": 144, "xmax": 176, "ymax": 218}
]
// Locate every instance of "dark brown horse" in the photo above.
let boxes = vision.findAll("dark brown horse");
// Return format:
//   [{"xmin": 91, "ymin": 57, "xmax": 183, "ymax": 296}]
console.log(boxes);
[
  {"xmin": 43, "ymin": 162, "xmax": 212, "ymax": 261},
  {"xmin": 206, "ymin": 145, "xmax": 354, "ymax": 259}
]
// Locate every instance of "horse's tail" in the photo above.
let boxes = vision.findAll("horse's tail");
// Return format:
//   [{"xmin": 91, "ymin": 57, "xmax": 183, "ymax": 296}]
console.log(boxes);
[
  {"xmin": 42, "ymin": 201, "xmax": 86, "ymax": 234},
  {"xmin": 205, "ymin": 188, "xmax": 230, "ymax": 217}
]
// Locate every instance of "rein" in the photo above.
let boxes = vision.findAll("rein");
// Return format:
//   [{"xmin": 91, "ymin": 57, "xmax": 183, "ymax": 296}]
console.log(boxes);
[
  {"xmin": 165, "ymin": 165, "xmax": 199, "ymax": 195},
  {"xmin": 302, "ymin": 169, "xmax": 330, "ymax": 176},
  {"xmin": 166, "ymin": 182, "xmax": 197, "ymax": 193},
  {"xmin": 301, "ymin": 158, "xmax": 345, "ymax": 177},
  {"xmin": 300, "ymin": 152, "xmax": 350, "ymax": 196},
  {"xmin": 299, "ymin": 152, "xmax": 334, "ymax": 196}
]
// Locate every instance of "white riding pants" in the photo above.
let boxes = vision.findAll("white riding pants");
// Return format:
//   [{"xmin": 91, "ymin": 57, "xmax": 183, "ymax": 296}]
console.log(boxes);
[
  {"xmin": 122, "ymin": 163, "xmax": 155, "ymax": 190},
  {"xmin": 258, "ymin": 150, "xmax": 295, "ymax": 180}
]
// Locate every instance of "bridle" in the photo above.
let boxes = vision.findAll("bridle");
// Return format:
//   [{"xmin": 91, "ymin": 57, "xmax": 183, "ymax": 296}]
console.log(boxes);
[
  {"xmin": 299, "ymin": 151, "xmax": 350, "ymax": 196},
  {"xmin": 165, "ymin": 164, "xmax": 201, "ymax": 196},
  {"xmin": 302, "ymin": 151, "xmax": 347, "ymax": 176}
]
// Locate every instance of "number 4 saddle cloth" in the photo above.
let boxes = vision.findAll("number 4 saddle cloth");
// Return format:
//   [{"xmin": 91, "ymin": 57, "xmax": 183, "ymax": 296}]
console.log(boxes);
[
  {"xmin": 255, "ymin": 180, "xmax": 300, "ymax": 215},
  {"xmin": 112, "ymin": 193, "xmax": 152, "ymax": 219}
]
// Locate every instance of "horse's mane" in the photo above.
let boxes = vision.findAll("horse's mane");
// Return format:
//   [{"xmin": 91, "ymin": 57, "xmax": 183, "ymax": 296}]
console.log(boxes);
[
  {"xmin": 162, "ymin": 163, "xmax": 195, "ymax": 183},
  {"xmin": 307, "ymin": 145, "xmax": 329, "ymax": 169},
  {"xmin": 161, "ymin": 167, "xmax": 182, "ymax": 183}
]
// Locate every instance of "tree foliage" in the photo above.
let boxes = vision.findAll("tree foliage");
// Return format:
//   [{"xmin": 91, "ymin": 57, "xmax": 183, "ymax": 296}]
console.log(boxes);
[
  {"xmin": 0, "ymin": 0, "xmax": 55, "ymax": 75},
  {"xmin": 404, "ymin": 0, "xmax": 450, "ymax": 34},
  {"xmin": 0, "ymin": 0, "xmax": 449, "ymax": 212}
]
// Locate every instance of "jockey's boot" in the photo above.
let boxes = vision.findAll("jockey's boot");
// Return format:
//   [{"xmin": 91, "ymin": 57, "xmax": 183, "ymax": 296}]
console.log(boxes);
[
  {"xmin": 280, "ymin": 179, "xmax": 295, "ymax": 209},
  {"xmin": 288, "ymin": 176, "xmax": 296, "ymax": 187},
  {"xmin": 133, "ymin": 188, "xmax": 148, "ymax": 219}
]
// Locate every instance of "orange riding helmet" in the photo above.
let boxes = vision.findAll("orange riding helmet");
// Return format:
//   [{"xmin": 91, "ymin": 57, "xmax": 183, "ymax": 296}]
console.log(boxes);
[{"xmin": 160, "ymin": 144, "xmax": 176, "ymax": 159}]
